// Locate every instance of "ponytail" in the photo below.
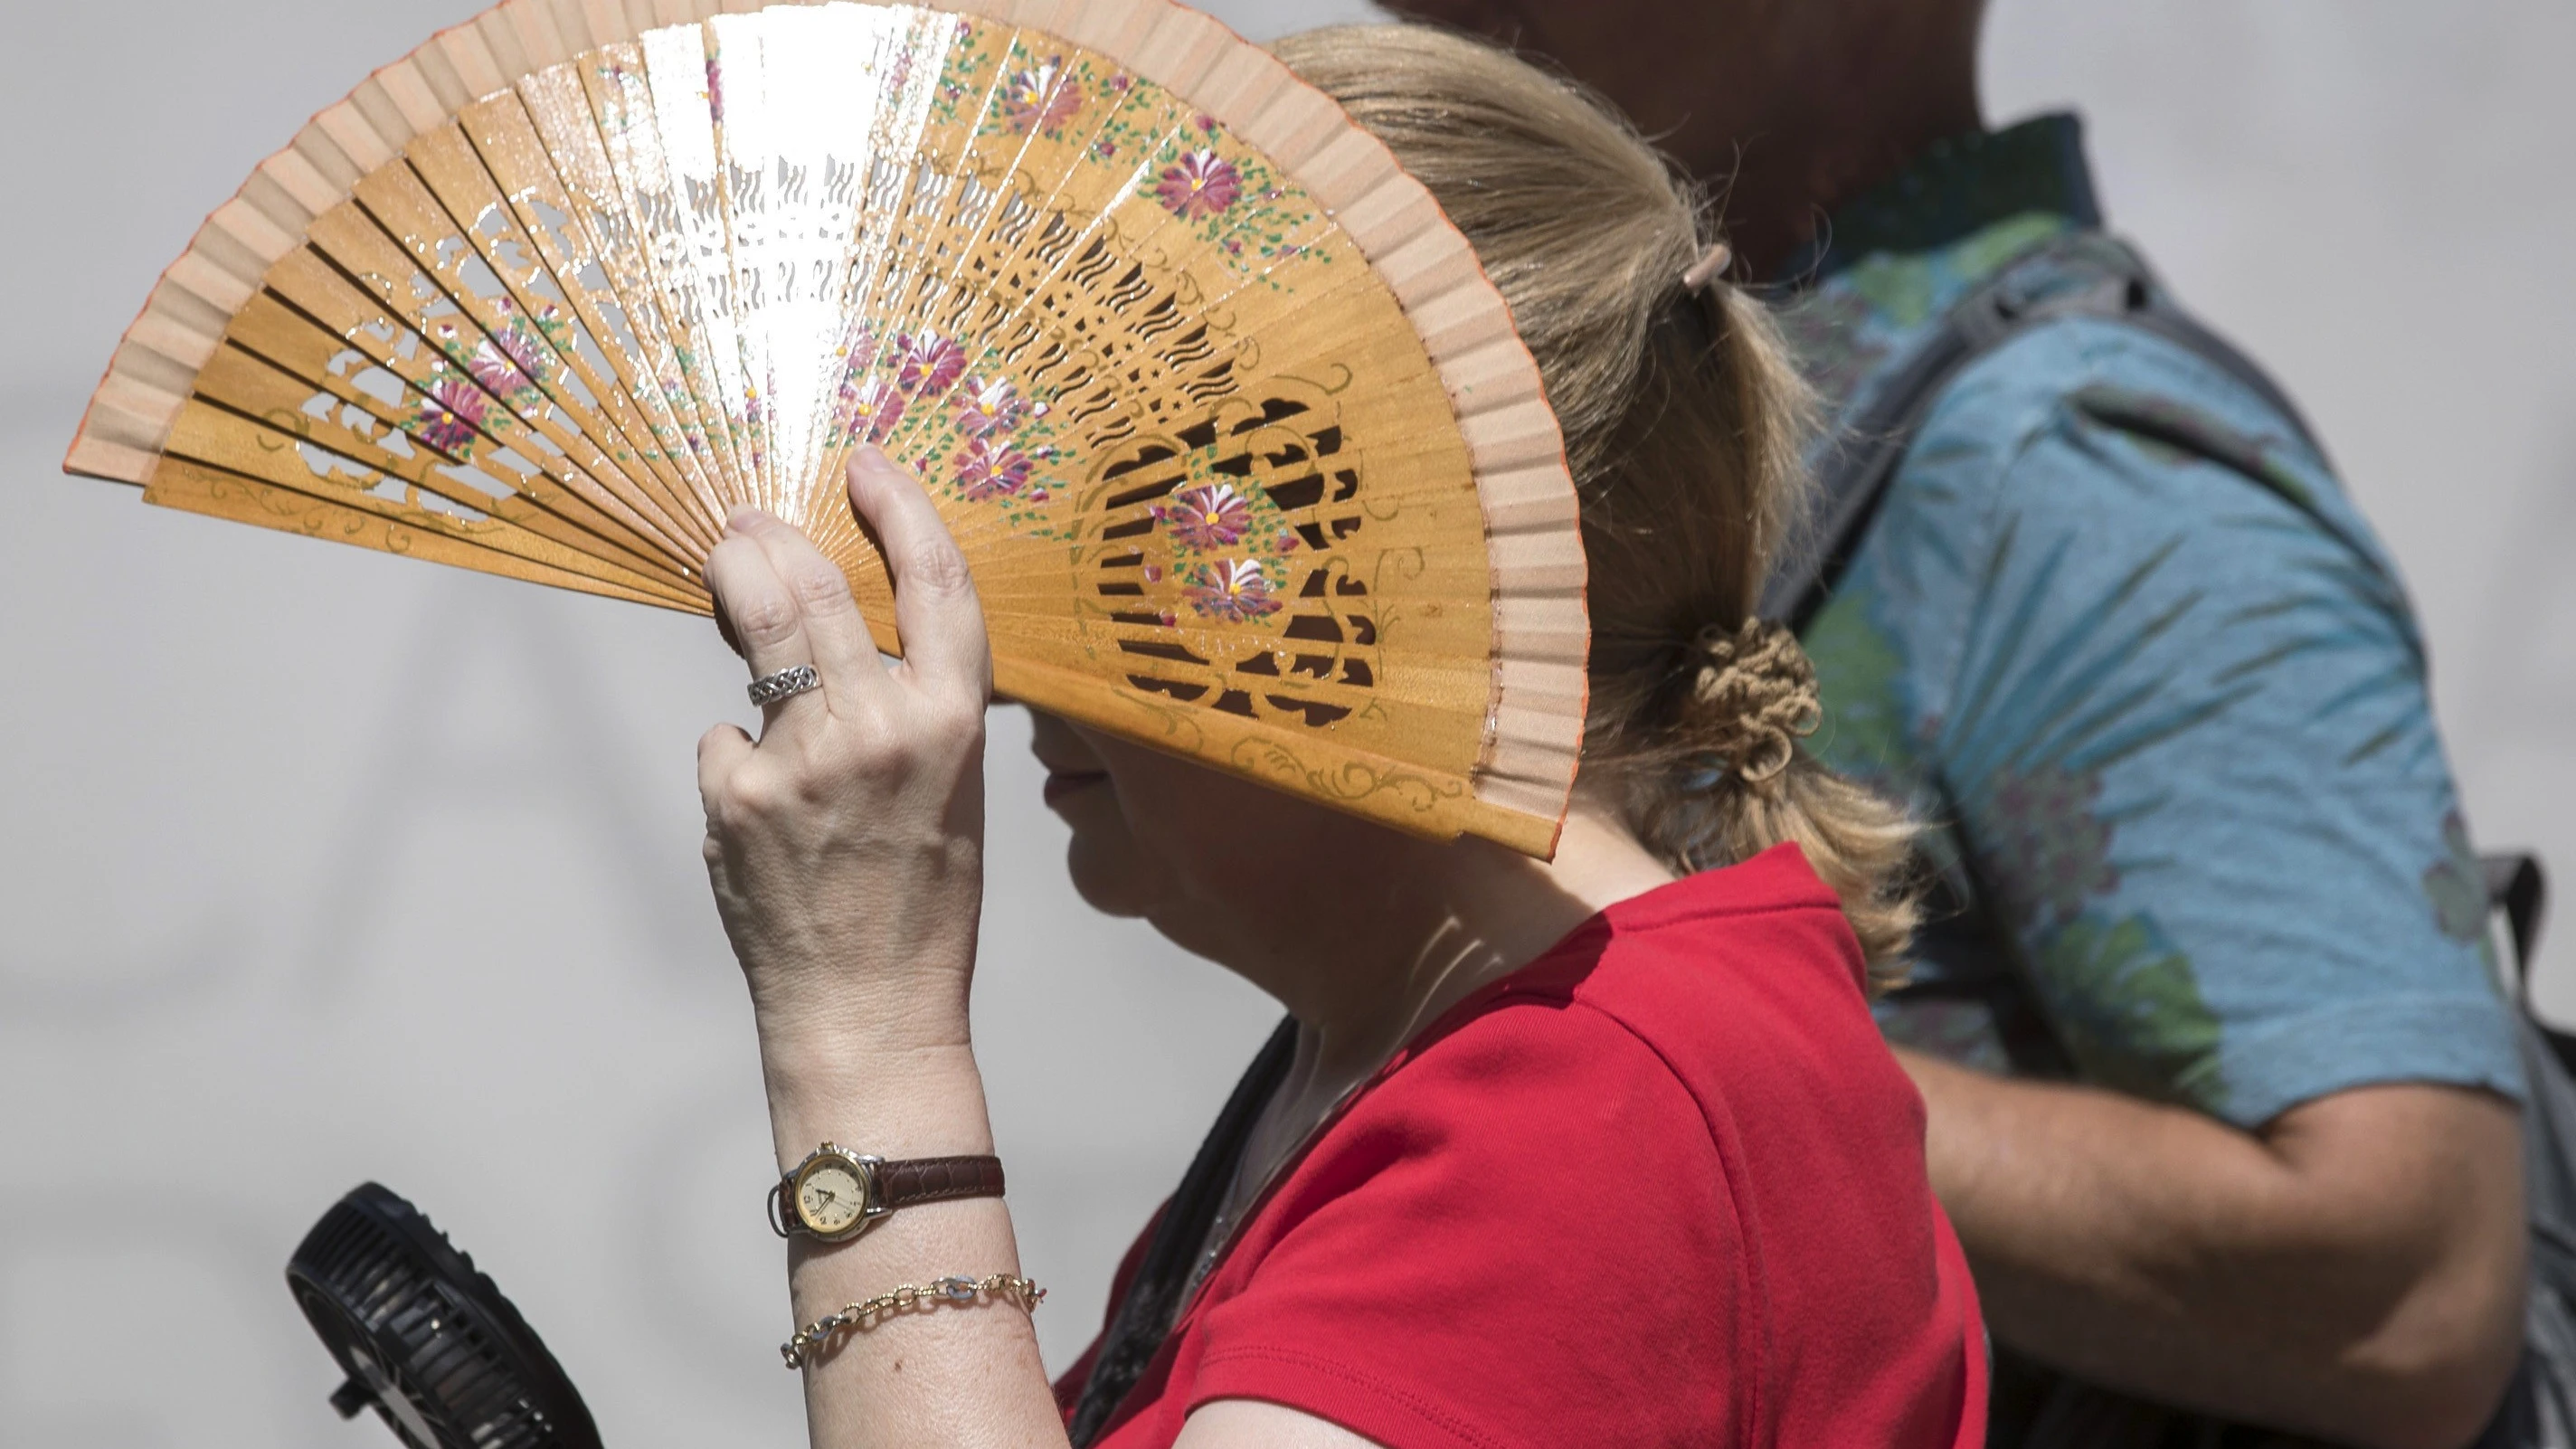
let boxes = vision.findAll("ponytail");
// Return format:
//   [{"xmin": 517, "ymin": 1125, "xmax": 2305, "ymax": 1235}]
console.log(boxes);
[{"xmin": 1275, "ymin": 24, "xmax": 1922, "ymax": 983}]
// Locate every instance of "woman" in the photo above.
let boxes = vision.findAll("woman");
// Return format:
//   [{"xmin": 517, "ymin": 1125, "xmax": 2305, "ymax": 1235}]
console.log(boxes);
[{"xmin": 696, "ymin": 24, "xmax": 1985, "ymax": 1449}]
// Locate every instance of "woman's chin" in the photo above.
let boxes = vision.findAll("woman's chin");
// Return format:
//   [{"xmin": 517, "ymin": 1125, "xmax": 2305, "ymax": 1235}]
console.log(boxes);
[{"xmin": 1061, "ymin": 820, "xmax": 1157, "ymax": 919}]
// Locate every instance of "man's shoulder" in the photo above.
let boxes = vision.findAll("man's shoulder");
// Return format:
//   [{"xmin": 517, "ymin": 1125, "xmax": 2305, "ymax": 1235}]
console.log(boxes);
[{"xmin": 1917, "ymin": 300, "xmax": 2336, "ymax": 515}]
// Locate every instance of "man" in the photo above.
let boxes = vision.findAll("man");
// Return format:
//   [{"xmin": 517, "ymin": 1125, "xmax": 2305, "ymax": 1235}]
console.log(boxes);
[{"xmin": 1382, "ymin": 3, "xmax": 2530, "ymax": 1446}]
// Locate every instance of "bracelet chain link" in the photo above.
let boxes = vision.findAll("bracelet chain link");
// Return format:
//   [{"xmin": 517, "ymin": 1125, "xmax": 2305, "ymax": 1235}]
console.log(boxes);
[{"xmin": 780, "ymin": 1273, "xmax": 1045, "ymax": 1369}]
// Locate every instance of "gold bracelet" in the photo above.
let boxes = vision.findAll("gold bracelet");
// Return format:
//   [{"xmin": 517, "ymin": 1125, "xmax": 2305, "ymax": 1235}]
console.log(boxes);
[{"xmin": 780, "ymin": 1273, "xmax": 1045, "ymax": 1369}]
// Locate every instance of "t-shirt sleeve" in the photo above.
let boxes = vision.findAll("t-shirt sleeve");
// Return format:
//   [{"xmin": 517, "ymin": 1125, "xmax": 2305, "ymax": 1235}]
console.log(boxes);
[
  {"xmin": 1179, "ymin": 1003, "xmax": 1748, "ymax": 1449},
  {"xmin": 1881, "ymin": 319, "xmax": 2522, "ymax": 1126}
]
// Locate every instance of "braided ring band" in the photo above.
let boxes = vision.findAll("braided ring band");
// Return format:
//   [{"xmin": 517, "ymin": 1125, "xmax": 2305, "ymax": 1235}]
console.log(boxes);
[{"xmin": 747, "ymin": 664, "xmax": 821, "ymax": 708}]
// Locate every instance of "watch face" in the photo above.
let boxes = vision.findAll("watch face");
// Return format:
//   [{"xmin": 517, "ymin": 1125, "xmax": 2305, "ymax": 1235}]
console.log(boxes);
[{"xmin": 796, "ymin": 1159, "xmax": 872, "ymax": 1236}]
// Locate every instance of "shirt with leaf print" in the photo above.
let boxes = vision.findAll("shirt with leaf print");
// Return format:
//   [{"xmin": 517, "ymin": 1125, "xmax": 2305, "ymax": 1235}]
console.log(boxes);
[{"xmin": 1772, "ymin": 112, "xmax": 2520, "ymax": 1129}]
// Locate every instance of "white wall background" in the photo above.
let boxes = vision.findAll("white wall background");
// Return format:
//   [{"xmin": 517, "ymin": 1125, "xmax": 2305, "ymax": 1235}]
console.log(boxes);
[{"xmin": 1, "ymin": 3, "xmax": 2567, "ymax": 1444}]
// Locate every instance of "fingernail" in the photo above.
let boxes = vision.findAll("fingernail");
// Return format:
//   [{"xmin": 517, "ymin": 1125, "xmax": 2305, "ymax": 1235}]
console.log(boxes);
[
  {"xmin": 726, "ymin": 506, "xmax": 766, "ymax": 535},
  {"xmin": 852, "ymin": 444, "xmax": 895, "ymax": 475}
]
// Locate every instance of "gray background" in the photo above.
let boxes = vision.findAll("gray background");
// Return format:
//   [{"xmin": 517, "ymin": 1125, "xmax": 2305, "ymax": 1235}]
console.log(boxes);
[{"xmin": 2, "ymin": 2, "xmax": 2569, "ymax": 1444}]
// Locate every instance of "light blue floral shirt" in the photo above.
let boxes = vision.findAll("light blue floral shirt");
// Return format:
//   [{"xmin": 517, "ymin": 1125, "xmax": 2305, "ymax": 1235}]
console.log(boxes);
[{"xmin": 1774, "ymin": 114, "xmax": 2521, "ymax": 1129}]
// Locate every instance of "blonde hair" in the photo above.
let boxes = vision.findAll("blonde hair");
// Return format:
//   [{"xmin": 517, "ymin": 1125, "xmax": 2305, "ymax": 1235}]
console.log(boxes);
[{"xmin": 1274, "ymin": 24, "xmax": 1921, "ymax": 981}]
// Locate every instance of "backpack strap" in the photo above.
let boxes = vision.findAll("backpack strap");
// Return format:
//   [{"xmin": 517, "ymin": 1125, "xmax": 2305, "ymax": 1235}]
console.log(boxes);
[
  {"xmin": 1757, "ymin": 231, "xmax": 2321, "ymax": 633},
  {"xmin": 2487, "ymin": 852, "xmax": 2554, "ymax": 998},
  {"xmin": 1767, "ymin": 226, "xmax": 2549, "ymax": 1021}
]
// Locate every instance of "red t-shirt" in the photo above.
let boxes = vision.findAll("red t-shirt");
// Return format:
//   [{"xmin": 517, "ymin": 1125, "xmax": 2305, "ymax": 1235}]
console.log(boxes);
[{"xmin": 1054, "ymin": 844, "xmax": 1987, "ymax": 1449}]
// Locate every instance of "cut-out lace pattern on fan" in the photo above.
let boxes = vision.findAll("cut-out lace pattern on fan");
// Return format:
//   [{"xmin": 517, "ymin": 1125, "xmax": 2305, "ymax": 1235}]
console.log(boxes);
[{"xmin": 71, "ymin": 0, "xmax": 1586, "ymax": 854}]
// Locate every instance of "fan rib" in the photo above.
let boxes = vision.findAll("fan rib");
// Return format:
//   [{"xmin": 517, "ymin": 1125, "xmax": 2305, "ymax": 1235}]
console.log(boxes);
[{"xmin": 65, "ymin": 0, "xmax": 1591, "ymax": 855}]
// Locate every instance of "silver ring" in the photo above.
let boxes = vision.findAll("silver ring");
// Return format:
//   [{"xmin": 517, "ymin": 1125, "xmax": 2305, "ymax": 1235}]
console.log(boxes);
[{"xmin": 747, "ymin": 664, "xmax": 821, "ymax": 708}]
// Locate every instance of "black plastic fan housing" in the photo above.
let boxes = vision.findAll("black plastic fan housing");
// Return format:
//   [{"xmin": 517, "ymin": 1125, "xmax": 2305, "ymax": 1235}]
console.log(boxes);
[{"xmin": 286, "ymin": 1182, "xmax": 601, "ymax": 1449}]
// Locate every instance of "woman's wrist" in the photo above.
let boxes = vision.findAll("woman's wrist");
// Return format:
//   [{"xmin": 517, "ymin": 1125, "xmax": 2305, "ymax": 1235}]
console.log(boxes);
[{"xmin": 759, "ymin": 1037, "xmax": 997, "ymax": 1170}]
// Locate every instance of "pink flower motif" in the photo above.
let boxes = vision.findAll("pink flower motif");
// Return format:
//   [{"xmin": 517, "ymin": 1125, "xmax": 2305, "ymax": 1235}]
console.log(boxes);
[
  {"xmin": 840, "ymin": 375, "xmax": 904, "ymax": 443},
  {"xmin": 1109, "ymin": 73, "xmax": 1132, "ymax": 92},
  {"xmin": 952, "ymin": 375, "xmax": 1027, "ymax": 437},
  {"xmin": 999, "ymin": 62, "xmax": 1083, "ymax": 132},
  {"xmin": 838, "ymin": 325, "xmax": 880, "ymax": 374},
  {"xmin": 1194, "ymin": 113, "xmax": 1218, "ymax": 135},
  {"xmin": 467, "ymin": 325, "xmax": 545, "ymax": 400},
  {"xmin": 1155, "ymin": 483, "xmax": 1251, "ymax": 551},
  {"xmin": 1153, "ymin": 150, "xmax": 1241, "ymax": 220},
  {"xmin": 1093, "ymin": 139, "xmax": 1119, "ymax": 161},
  {"xmin": 894, "ymin": 331, "xmax": 965, "ymax": 396},
  {"xmin": 705, "ymin": 57, "xmax": 724, "ymax": 124},
  {"xmin": 413, "ymin": 375, "xmax": 488, "ymax": 454},
  {"xmin": 954, "ymin": 435, "xmax": 1032, "ymax": 500},
  {"xmin": 1181, "ymin": 558, "xmax": 1280, "ymax": 622}
]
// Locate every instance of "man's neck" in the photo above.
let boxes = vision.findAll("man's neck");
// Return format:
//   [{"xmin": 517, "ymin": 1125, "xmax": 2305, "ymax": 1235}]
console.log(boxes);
[{"xmin": 1716, "ymin": 84, "xmax": 1987, "ymax": 279}]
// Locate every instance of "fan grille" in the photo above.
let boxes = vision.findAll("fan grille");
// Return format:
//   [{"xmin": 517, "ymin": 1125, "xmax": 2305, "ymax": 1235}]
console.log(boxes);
[{"xmin": 286, "ymin": 1183, "xmax": 601, "ymax": 1449}]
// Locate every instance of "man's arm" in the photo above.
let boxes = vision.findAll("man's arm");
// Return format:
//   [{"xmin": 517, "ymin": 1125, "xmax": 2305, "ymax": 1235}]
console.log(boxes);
[
  {"xmin": 1816, "ymin": 322, "xmax": 2537, "ymax": 1446},
  {"xmin": 1902, "ymin": 1048, "xmax": 2524, "ymax": 1449}
]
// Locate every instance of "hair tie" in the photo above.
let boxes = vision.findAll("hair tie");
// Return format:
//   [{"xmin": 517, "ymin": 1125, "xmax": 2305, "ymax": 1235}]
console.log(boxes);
[
  {"xmin": 1681, "ymin": 242, "xmax": 1734, "ymax": 294},
  {"xmin": 1683, "ymin": 619, "xmax": 1821, "ymax": 791}
]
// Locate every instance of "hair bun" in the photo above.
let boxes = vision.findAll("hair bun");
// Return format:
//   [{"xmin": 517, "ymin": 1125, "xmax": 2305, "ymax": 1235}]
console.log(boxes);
[{"xmin": 1685, "ymin": 620, "xmax": 1823, "ymax": 788}]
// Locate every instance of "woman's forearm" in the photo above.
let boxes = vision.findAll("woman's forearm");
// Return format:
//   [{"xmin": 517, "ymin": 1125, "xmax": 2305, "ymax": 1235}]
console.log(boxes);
[
  {"xmin": 762, "ymin": 1038, "xmax": 1071, "ymax": 1449},
  {"xmin": 1895, "ymin": 1047, "xmax": 2524, "ymax": 1449}
]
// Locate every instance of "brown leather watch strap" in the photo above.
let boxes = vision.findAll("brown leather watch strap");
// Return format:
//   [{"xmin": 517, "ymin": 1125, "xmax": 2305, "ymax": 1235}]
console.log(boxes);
[{"xmin": 875, "ymin": 1154, "xmax": 1006, "ymax": 1209}]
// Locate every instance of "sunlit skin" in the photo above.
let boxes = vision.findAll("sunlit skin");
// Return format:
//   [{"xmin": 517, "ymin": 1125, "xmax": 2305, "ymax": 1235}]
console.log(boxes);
[
  {"xmin": 1375, "ymin": 5, "xmax": 2531, "ymax": 1446},
  {"xmin": 697, "ymin": 449, "xmax": 1671, "ymax": 1449}
]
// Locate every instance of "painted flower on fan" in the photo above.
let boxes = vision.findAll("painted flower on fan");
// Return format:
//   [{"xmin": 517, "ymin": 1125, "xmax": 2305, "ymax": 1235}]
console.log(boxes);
[
  {"xmin": 955, "ymin": 435, "xmax": 1033, "ymax": 500},
  {"xmin": 705, "ymin": 57, "xmax": 725, "ymax": 124},
  {"xmin": 1154, "ymin": 150, "xmax": 1241, "ymax": 220},
  {"xmin": 840, "ymin": 375, "xmax": 904, "ymax": 443},
  {"xmin": 1155, "ymin": 483, "xmax": 1252, "ymax": 550},
  {"xmin": 1000, "ymin": 62, "xmax": 1082, "ymax": 132},
  {"xmin": 952, "ymin": 375, "xmax": 1027, "ymax": 437},
  {"xmin": 467, "ymin": 325, "xmax": 546, "ymax": 402},
  {"xmin": 838, "ymin": 325, "xmax": 880, "ymax": 375},
  {"xmin": 1181, "ymin": 558, "xmax": 1280, "ymax": 622},
  {"xmin": 413, "ymin": 376, "xmax": 489, "ymax": 454},
  {"xmin": 895, "ymin": 331, "xmax": 965, "ymax": 395}
]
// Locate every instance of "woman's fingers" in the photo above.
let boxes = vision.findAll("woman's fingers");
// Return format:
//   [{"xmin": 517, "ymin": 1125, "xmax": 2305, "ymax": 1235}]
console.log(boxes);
[
  {"xmin": 847, "ymin": 446, "xmax": 992, "ymax": 703},
  {"xmin": 706, "ymin": 513, "xmax": 819, "ymax": 723},
  {"xmin": 728, "ymin": 508, "xmax": 888, "ymax": 715}
]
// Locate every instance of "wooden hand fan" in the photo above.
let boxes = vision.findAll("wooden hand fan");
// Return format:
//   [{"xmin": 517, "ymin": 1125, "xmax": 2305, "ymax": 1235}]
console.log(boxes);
[{"xmin": 63, "ymin": 0, "xmax": 1586, "ymax": 855}]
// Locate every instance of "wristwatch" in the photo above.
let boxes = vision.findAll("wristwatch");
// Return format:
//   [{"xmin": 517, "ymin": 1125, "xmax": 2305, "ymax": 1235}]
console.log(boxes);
[{"xmin": 768, "ymin": 1143, "xmax": 1006, "ymax": 1243}]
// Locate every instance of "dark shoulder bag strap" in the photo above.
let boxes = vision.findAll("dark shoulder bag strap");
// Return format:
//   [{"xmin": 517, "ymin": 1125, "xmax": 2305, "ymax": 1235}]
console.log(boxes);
[{"xmin": 1066, "ymin": 1018, "xmax": 1296, "ymax": 1447}]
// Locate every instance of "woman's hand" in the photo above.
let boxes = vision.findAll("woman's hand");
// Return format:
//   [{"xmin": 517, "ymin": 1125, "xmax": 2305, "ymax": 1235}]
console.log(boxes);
[{"xmin": 696, "ymin": 446, "xmax": 993, "ymax": 1076}]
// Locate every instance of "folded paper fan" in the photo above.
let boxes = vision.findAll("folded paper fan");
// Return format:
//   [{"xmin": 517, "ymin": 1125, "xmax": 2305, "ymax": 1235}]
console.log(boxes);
[{"xmin": 63, "ymin": 0, "xmax": 1586, "ymax": 855}]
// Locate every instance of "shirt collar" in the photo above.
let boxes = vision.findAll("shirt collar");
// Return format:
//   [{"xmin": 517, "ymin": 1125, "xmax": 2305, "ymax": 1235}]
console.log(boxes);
[{"xmin": 1776, "ymin": 111, "xmax": 2103, "ymax": 285}]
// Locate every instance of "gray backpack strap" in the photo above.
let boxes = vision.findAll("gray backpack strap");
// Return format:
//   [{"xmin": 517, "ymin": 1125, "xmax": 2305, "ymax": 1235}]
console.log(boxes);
[
  {"xmin": 1777, "ymin": 230, "xmax": 2572, "ymax": 1448},
  {"xmin": 1757, "ymin": 231, "xmax": 2318, "ymax": 633}
]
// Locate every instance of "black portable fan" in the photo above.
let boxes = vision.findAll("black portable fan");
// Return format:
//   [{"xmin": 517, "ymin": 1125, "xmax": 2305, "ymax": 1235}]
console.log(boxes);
[{"xmin": 286, "ymin": 1182, "xmax": 601, "ymax": 1449}]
